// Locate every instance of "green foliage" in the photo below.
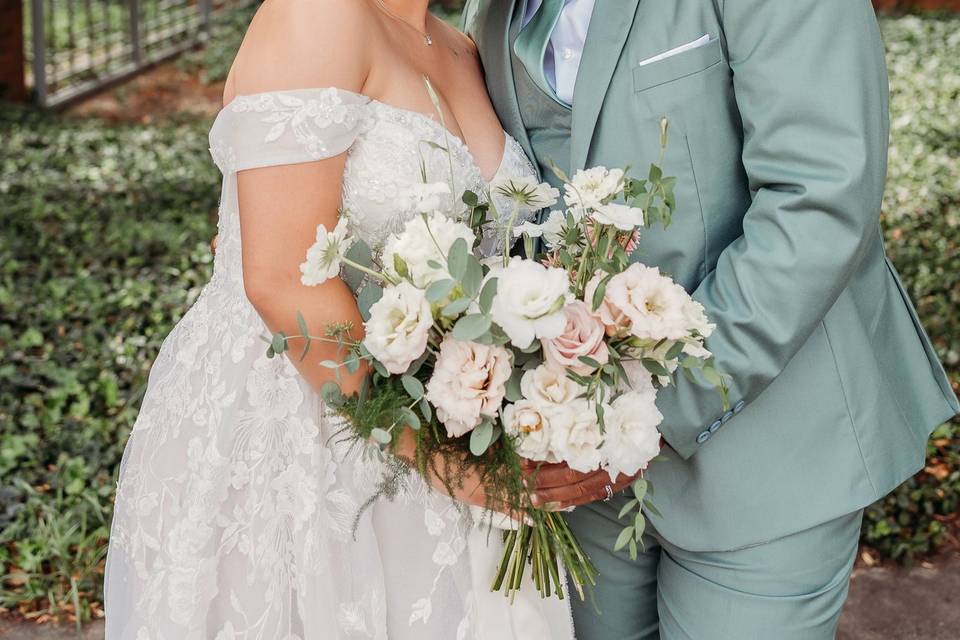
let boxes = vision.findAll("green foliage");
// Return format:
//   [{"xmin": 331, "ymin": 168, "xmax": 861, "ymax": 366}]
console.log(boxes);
[
  {"xmin": 177, "ymin": 3, "xmax": 262, "ymax": 85},
  {"xmin": 861, "ymin": 14, "xmax": 960, "ymax": 562},
  {"xmin": 0, "ymin": 104, "xmax": 218, "ymax": 620},
  {"xmin": 0, "ymin": 8, "xmax": 956, "ymax": 623}
]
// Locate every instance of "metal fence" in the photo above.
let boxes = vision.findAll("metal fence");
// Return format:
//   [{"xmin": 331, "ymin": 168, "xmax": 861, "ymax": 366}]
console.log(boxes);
[{"xmin": 25, "ymin": 0, "xmax": 256, "ymax": 107}]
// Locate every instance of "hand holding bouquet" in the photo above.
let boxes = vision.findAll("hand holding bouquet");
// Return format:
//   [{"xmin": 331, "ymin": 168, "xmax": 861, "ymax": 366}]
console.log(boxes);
[{"xmin": 269, "ymin": 122, "xmax": 728, "ymax": 601}]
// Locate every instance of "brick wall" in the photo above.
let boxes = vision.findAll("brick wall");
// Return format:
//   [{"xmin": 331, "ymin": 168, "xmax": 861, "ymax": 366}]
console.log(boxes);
[{"xmin": 0, "ymin": 0, "xmax": 26, "ymax": 103}]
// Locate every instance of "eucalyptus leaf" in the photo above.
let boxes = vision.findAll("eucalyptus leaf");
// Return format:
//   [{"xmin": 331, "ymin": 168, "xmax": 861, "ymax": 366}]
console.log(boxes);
[
  {"xmin": 401, "ymin": 375, "xmax": 425, "ymax": 400},
  {"xmin": 357, "ymin": 283, "xmax": 383, "ymax": 322},
  {"xmin": 271, "ymin": 332, "xmax": 287, "ymax": 354},
  {"xmin": 447, "ymin": 238, "xmax": 469, "ymax": 281},
  {"xmin": 452, "ymin": 314, "xmax": 491, "ymax": 342},
  {"xmin": 461, "ymin": 258, "xmax": 484, "ymax": 297},
  {"xmin": 371, "ymin": 428, "xmax": 392, "ymax": 444},
  {"xmin": 469, "ymin": 420, "xmax": 495, "ymax": 456},
  {"xmin": 441, "ymin": 297, "xmax": 471, "ymax": 318},
  {"xmin": 399, "ymin": 407, "xmax": 421, "ymax": 430},
  {"xmin": 425, "ymin": 279, "xmax": 455, "ymax": 303}
]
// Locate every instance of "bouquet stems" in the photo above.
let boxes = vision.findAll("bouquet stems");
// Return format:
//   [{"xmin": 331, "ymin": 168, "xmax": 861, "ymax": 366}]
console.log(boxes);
[{"xmin": 491, "ymin": 511, "xmax": 597, "ymax": 601}]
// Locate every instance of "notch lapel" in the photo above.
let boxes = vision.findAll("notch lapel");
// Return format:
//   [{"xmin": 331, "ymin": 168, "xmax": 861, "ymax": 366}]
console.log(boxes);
[
  {"xmin": 474, "ymin": 0, "xmax": 536, "ymax": 166},
  {"xmin": 570, "ymin": 0, "xmax": 642, "ymax": 171}
]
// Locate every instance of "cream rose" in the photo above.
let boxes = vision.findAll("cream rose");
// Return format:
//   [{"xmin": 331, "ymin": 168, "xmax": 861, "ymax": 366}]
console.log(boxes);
[
  {"xmin": 382, "ymin": 212, "xmax": 476, "ymax": 288},
  {"xmin": 503, "ymin": 399, "xmax": 558, "ymax": 463},
  {"xmin": 604, "ymin": 263, "xmax": 690, "ymax": 341},
  {"xmin": 542, "ymin": 300, "xmax": 610, "ymax": 375},
  {"xmin": 362, "ymin": 282, "xmax": 433, "ymax": 375},
  {"xmin": 489, "ymin": 256, "xmax": 572, "ymax": 349},
  {"xmin": 548, "ymin": 399, "xmax": 604, "ymax": 473},
  {"xmin": 600, "ymin": 390, "xmax": 663, "ymax": 481},
  {"xmin": 425, "ymin": 337, "xmax": 512, "ymax": 437},
  {"xmin": 584, "ymin": 271, "xmax": 631, "ymax": 337}
]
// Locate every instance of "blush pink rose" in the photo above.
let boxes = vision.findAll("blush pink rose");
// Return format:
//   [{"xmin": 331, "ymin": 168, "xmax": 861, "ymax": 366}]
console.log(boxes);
[
  {"xmin": 542, "ymin": 300, "xmax": 610, "ymax": 375},
  {"xmin": 584, "ymin": 272, "xmax": 631, "ymax": 337}
]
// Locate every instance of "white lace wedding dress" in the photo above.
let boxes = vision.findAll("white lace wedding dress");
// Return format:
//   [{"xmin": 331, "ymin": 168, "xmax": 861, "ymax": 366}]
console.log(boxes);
[{"xmin": 104, "ymin": 87, "xmax": 576, "ymax": 640}]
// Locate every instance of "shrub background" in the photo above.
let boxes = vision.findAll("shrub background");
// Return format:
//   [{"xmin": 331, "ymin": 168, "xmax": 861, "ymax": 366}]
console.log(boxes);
[{"xmin": 0, "ymin": 6, "xmax": 957, "ymax": 623}]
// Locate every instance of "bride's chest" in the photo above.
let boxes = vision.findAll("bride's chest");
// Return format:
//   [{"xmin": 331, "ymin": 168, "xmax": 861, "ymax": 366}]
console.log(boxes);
[{"xmin": 340, "ymin": 104, "xmax": 532, "ymax": 249}]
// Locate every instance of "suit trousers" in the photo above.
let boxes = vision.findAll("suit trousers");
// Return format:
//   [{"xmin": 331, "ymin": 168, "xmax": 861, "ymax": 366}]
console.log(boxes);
[{"xmin": 566, "ymin": 496, "xmax": 863, "ymax": 640}]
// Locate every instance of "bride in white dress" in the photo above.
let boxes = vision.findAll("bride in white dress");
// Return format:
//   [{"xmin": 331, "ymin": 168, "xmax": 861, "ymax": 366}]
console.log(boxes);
[{"xmin": 103, "ymin": 1, "xmax": 575, "ymax": 638}]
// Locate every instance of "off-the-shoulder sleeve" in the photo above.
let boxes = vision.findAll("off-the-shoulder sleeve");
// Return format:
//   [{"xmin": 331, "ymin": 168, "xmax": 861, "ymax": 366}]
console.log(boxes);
[{"xmin": 208, "ymin": 87, "xmax": 371, "ymax": 174}]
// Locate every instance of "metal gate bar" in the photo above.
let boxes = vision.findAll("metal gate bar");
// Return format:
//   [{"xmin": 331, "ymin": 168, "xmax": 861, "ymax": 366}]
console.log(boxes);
[{"xmin": 26, "ymin": 0, "xmax": 257, "ymax": 108}]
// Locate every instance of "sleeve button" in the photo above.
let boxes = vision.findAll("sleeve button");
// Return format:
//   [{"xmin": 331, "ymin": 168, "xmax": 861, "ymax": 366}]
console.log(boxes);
[
  {"xmin": 696, "ymin": 431, "xmax": 711, "ymax": 444},
  {"xmin": 733, "ymin": 400, "xmax": 746, "ymax": 414},
  {"xmin": 720, "ymin": 411, "xmax": 734, "ymax": 424},
  {"xmin": 709, "ymin": 419, "xmax": 723, "ymax": 433}
]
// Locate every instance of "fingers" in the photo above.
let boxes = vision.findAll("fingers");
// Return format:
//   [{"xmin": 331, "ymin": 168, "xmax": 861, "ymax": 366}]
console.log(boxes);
[
  {"xmin": 535, "ymin": 472, "xmax": 637, "ymax": 511},
  {"xmin": 522, "ymin": 460, "xmax": 607, "ymax": 490},
  {"xmin": 210, "ymin": 234, "xmax": 219, "ymax": 254}
]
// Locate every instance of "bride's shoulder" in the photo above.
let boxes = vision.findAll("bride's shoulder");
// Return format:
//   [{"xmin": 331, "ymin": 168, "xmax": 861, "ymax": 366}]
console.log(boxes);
[{"xmin": 228, "ymin": 0, "xmax": 371, "ymax": 99}]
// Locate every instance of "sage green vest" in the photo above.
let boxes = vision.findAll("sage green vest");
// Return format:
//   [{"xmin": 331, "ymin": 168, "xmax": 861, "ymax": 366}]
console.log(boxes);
[{"xmin": 509, "ymin": 1, "xmax": 572, "ymax": 188}]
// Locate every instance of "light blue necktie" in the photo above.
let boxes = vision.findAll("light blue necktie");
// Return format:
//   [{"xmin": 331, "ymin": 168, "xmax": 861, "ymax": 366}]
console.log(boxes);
[{"xmin": 513, "ymin": 0, "xmax": 566, "ymax": 101}]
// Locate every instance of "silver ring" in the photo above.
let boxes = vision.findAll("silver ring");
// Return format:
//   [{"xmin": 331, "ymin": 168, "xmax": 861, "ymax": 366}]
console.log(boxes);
[{"xmin": 603, "ymin": 485, "xmax": 614, "ymax": 501}]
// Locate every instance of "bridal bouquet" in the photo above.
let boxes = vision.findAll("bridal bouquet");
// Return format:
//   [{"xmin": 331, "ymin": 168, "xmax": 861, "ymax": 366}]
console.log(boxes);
[{"xmin": 269, "ymin": 123, "xmax": 727, "ymax": 601}]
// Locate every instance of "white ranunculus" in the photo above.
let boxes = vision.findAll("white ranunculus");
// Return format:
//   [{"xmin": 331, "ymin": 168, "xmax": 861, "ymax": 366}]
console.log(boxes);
[
  {"xmin": 488, "ymin": 256, "xmax": 572, "ymax": 349},
  {"xmin": 600, "ymin": 391, "xmax": 663, "ymax": 482},
  {"xmin": 425, "ymin": 337, "xmax": 512, "ymax": 437},
  {"xmin": 548, "ymin": 399, "xmax": 603, "ymax": 473},
  {"xmin": 492, "ymin": 175, "xmax": 560, "ymax": 211},
  {"xmin": 591, "ymin": 202, "xmax": 645, "ymax": 231},
  {"xmin": 381, "ymin": 212, "xmax": 476, "ymax": 288},
  {"xmin": 299, "ymin": 218, "xmax": 354, "ymax": 286},
  {"xmin": 362, "ymin": 282, "xmax": 433, "ymax": 375},
  {"xmin": 563, "ymin": 167, "xmax": 625, "ymax": 210},
  {"xmin": 399, "ymin": 182, "xmax": 451, "ymax": 214},
  {"xmin": 503, "ymin": 399, "xmax": 558, "ymax": 463},
  {"xmin": 520, "ymin": 364, "xmax": 585, "ymax": 407},
  {"xmin": 605, "ymin": 263, "xmax": 691, "ymax": 341}
]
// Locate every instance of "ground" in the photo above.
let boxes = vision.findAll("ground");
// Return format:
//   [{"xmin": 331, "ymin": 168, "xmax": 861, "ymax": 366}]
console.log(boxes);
[{"xmin": 2, "ymin": 552, "xmax": 958, "ymax": 639}]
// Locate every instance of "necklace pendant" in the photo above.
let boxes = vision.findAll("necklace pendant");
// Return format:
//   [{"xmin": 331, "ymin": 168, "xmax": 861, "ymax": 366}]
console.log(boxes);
[{"xmin": 425, "ymin": 34, "xmax": 433, "ymax": 46}]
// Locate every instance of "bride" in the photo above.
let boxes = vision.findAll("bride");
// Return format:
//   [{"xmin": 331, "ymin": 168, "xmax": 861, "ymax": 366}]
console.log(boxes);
[{"xmin": 103, "ymin": 0, "xmax": 576, "ymax": 638}]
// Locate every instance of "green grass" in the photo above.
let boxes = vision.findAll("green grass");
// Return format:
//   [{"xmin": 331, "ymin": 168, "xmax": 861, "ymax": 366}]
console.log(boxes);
[{"xmin": 0, "ymin": 8, "xmax": 957, "ymax": 625}]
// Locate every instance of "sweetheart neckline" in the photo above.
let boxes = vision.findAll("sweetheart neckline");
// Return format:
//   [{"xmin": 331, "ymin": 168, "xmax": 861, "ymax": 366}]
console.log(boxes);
[{"xmin": 213, "ymin": 87, "xmax": 515, "ymax": 184}]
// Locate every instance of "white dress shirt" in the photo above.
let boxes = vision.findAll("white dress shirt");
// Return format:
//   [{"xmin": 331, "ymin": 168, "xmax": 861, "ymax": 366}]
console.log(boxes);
[{"xmin": 522, "ymin": 0, "xmax": 596, "ymax": 105}]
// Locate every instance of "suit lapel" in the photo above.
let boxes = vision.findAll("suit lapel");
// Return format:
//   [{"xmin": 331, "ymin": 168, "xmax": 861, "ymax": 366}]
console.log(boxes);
[
  {"xmin": 570, "ymin": 0, "xmax": 642, "ymax": 171},
  {"xmin": 474, "ymin": 0, "xmax": 536, "ymax": 167}
]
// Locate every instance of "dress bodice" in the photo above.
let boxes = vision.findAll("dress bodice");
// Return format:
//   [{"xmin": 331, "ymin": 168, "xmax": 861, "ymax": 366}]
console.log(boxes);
[{"xmin": 207, "ymin": 87, "xmax": 537, "ymax": 289}]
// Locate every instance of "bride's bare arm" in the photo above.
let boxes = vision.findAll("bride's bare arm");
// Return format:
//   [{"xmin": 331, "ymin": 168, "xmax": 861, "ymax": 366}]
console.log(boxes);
[{"xmin": 232, "ymin": 0, "xmax": 371, "ymax": 395}]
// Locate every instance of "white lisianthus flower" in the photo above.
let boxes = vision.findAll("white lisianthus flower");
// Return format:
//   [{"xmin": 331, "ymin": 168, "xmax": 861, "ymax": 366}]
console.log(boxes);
[
  {"xmin": 503, "ymin": 400, "xmax": 558, "ymax": 463},
  {"xmin": 520, "ymin": 364, "xmax": 586, "ymax": 407},
  {"xmin": 299, "ymin": 218, "xmax": 354, "ymax": 286},
  {"xmin": 488, "ymin": 257, "xmax": 572, "ymax": 349},
  {"xmin": 382, "ymin": 212, "xmax": 476, "ymax": 288},
  {"xmin": 591, "ymin": 203, "xmax": 645, "ymax": 231},
  {"xmin": 399, "ymin": 182, "xmax": 451, "ymax": 213},
  {"xmin": 564, "ymin": 167, "xmax": 625, "ymax": 210},
  {"xmin": 362, "ymin": 282, "xmax": 433, "ymax": 375},
  {"xmin": 513, "ymin": 210, "xmax": 566, "ymax": 249},
  {"xmin": 682, "ymin": 298, "xmax": 715, "ymax": 338},
  {"xmin": 605, "ymin": 263, "xmax": 691, "ymax": 341},
  {"xmin": 492, "ymin": 175, "xmax": 560, "ymax": 211},
  {"xmin": 618, "ymin": 360, "xmax": 660, "ymax": 399},
  {"xmin": 425, "ymin": 337, "xmax": 512, "ymax": 437},
  {"xmin": 548, "ymin": 399, "xmax": 604, "ymax": 473},
  {"xmin": 600, "ymin": 391, "xmax": 663, "ymax": 482}
]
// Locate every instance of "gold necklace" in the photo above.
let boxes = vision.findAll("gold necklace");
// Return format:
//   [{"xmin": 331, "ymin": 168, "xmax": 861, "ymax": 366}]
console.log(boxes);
[{"xmin": 374, "ymin": 0, "xmax": 433, "ymax": 46}]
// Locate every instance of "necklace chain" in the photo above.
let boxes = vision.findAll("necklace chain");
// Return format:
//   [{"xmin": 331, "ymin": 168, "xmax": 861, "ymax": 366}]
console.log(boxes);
[{"xmin": 374, "ymin": 0, "xmax": 433, "ymax": 46}]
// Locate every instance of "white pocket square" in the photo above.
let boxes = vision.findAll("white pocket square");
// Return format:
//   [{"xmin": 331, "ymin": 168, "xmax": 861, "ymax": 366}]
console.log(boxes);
[{"xmin": 637, "ymin": 34, "xmax": 712, "ymax": 67}]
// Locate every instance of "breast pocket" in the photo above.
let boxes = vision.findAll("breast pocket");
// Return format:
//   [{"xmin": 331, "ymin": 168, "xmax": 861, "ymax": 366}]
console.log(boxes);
[{"xmin": 632, "ymin": 36, "xmax": 723, "ymax": 94}]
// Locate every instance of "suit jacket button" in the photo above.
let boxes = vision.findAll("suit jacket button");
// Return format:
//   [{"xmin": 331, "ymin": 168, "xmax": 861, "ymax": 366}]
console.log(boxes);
[
  {"xmin": 709, "ymin": 419, "xmax": 723, "ymax": 433},
  {"xmin": 733, "ymin": 400, "xmax": 746, "ymax": 413},
  {"xmin": 696, "ymin": 431, "xmax": 711, "ymax": 444}
]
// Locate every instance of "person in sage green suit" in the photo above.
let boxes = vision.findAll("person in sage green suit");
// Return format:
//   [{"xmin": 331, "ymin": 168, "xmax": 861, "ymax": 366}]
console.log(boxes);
[{"xmin": 464, "ymin": 0, "xmax": 960, "ymax": 638}]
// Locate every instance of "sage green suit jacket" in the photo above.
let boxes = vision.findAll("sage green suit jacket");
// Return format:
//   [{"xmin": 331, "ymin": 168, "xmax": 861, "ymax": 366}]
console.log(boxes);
[{"xmin": 465, "ymin": 0, "xmax": 960, "ymax": 550}]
